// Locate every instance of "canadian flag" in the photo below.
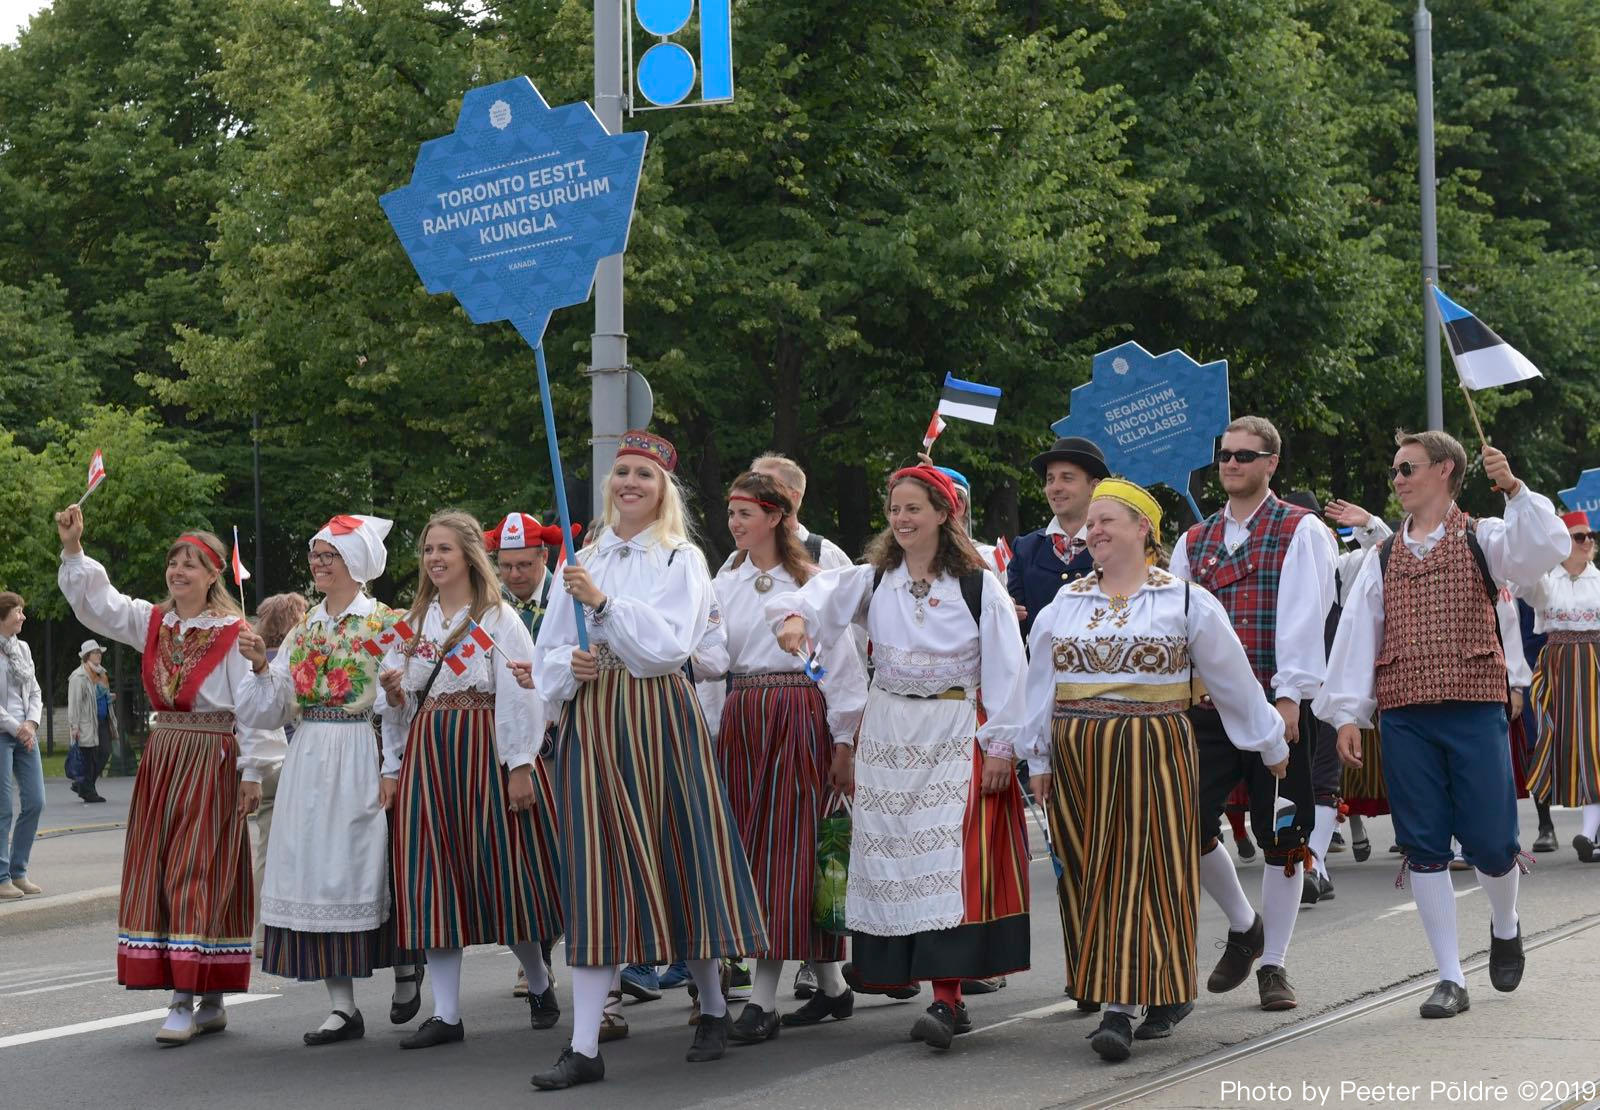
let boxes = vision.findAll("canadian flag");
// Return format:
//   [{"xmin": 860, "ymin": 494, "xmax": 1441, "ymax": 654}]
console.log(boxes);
[
  {"xmin": 993, "ymin": 536, "xmax": 1014, "ymax": 575},
  {"xmin": 361, "ymin": 625, "xmax": 405, "ymax": 658},
  {"xmin": 76, "ymin": 449, "xmax": 107, "ymax": 505},
  {"xmin": 231, "ymin": 525, "xmax": 251, "ymax": 585},
  {"xmin": 922, "ymin": 411, "xmax": 947, "ymax": 451}
]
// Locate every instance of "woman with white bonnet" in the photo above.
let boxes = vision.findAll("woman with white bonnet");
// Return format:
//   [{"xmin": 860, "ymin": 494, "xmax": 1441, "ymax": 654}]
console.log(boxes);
[{"xmin": 237, "ymin": 514, "xmax": 424, "ymax": 1046}]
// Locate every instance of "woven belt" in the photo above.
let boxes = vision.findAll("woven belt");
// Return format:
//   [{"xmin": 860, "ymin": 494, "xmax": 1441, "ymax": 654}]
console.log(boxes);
[
  {"xmin": 300, "ymin": 707, "xmax": 374, "ymax": 723},
  {"xmin": 896, "ymin": 686, "xmax": 968, "ymax": 702},
  {"xmin": 421, "ymin": 690, "xmax": 493, "ymax": 712},
  {"xmin": 150, "ymin": 710, "xmax": 236, "ymax": 734},
  {"xmin": 593, "ymin": 642, "xmax": 628, "ymax": 671},
  {"xmin": 1547, "ymin": 629, "xmax": 1600, "ymax": 645},
  {"xmin": 1055, "ymin": 697, "xmax": 1188, "ymax": 720},
  {"xmin": 730, "ymin": 672, "xmax": 816, "ymax": 690}
]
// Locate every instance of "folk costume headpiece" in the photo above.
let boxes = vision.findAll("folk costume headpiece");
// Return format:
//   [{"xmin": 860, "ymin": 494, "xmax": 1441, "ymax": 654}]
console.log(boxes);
[
  {"xmin": 486, "ymin": 512, "xmax": 573, "ymax": 552},
  {"xmin": 888, "ymin": 465, "xmax": 961, "ymax": 513},
  {"xmin": 310, "ymin": 514, "xmax": 393, "ymax": 584},
  {"xmin": 616, "ymin": 429, "xmax": 678, "ymax": 473},
  {"xmin": 1091, "ymin": 478, "xmax": 1162, "ymax": 536}
]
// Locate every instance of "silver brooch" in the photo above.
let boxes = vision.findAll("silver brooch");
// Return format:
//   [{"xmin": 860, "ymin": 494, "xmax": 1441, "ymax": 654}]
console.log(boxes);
[{"xmin": 754, "ymin": 573, "xmax": 774, "ymax": 594}]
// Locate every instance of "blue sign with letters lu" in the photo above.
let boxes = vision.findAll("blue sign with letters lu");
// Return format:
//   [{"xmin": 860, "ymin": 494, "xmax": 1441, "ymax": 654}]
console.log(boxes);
[
  {"xmin": 379, "ymin": 77, "xmax": 647, "ymax": 348},
  {"xmin": 1051, "ymin": 341, "xmax": 1230, "ymax": 520},
  {"xmin": 1559, "ymin": 468, "xmax": 1600, "ymax": 530}
]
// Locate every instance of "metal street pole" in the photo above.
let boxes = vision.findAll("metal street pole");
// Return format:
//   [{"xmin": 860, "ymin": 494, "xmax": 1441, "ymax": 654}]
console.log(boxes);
[
  {"xmin": 1415, "ymin": 0, "xmax": 1443, "ymax": 431},
  {"xmin": 590, "ymin": 0, "xmax": 630, "ymax": 512}
]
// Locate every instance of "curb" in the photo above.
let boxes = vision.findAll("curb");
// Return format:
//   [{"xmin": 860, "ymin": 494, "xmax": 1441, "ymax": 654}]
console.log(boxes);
[
  {"xmin": 0, "ymin": 885, "xmax": 120, "ymax": 934},
  {"xmin": 37, "ymin": 822, "xmax": 126, "ymax": 840}
]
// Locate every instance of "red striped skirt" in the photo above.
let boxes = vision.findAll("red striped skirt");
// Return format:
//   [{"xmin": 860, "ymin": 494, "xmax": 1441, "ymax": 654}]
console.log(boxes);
[
  {"xmin": 117, "ymin": 712, "xmax": 254, "ymax": 993},
  {"xmin": 391, "ymin": 693, "xmax": 563, "ymax": 949},
  {"xmin": 1529, "ymin": 638, "xmax": 1600, "ymax": 805},
  {"xmin": 716, "ymin": 673, "xmax": 845, "ymax": 963}
]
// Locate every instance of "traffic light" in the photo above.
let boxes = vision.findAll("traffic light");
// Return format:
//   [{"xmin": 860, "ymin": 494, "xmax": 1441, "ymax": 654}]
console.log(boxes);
[{"xmin": 632, "ymin": 0, "xmax": 732, "ymax": 108}]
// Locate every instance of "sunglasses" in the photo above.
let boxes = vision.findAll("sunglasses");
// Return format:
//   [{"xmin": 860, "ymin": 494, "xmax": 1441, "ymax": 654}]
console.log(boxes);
[
  {"xmin": 1387, "ymin": 461, "xmax": 1438, "ymax": 480},
  {"xmin": 1217, "ymin": 449, "xmax": 1274, "ymax": 464},
  {"xmin": 1573, "ymin": 532, "xmax": 1599, "ymax": 545}
]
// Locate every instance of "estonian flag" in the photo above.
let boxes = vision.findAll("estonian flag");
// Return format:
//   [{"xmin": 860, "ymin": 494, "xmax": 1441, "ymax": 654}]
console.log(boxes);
[
  {"xmin": 1432, "ymin": 286, "xmax": 1542, "ymax": 390},
  {"xmin": 937, "ymin": 372, "xmax": 1002, "ymax": 425}
]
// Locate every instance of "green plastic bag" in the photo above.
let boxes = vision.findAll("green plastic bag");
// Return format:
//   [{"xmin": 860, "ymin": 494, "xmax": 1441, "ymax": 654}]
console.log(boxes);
[{"xmin": 812, "ymin": 802, "xmax": 852, "ymax": 935}]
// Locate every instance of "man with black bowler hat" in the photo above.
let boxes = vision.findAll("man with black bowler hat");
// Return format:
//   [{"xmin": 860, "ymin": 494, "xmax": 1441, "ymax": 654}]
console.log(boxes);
[{"xmin": 1008, "ymin": 436, "xmax": 1110, "ymax": 638}]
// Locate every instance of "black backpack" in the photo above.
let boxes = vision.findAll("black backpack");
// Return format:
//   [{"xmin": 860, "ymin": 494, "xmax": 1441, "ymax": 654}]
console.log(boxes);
[{"xmin": 803, "ymin": 533, "xmax": 824, "ymax": 563}]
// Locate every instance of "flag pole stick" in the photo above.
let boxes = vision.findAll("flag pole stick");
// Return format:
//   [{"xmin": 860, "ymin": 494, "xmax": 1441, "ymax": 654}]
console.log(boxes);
[
  {"xmin": 74, "ymin": 484, "xmax": 98, "ymax": 508},
  {"xmin": 535, "ymin": 343, "xmax": 590, "ymax": 651},
  {"xmin": 1459, "ymin": 382, "xmax": 1491, "ymax": 446},
  {"xmin": 232, "ymin": 526, "xmax": 249, "ymax": 614}
]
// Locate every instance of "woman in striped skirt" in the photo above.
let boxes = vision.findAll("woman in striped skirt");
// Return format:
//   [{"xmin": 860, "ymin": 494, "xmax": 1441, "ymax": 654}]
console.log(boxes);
[
  {"xmin": 377, "ymin": 509, "xmax": 563, "ymax": 1049},
  {"xmin": 530, "ymin": 430, "xmax": 767, "ymax": 1091},
  {"xmin": 55, "ymin": 503, "xmax": 277, "ymax": 1046},
  {"xmin": 710, "ymin": 471, "xmax": 866, "ymax": 1043},
  {"xmin": 772, "ymin": 465, "xmax": 1030, "ymax": 1053},
  {"xmin": 1520, "ymin": 511, "xmax": 1600, "ymax": 861},
  {"xmin": 236, "ymin": 514, "xmax": 424, "ymax": 1045},
  {"xmin": 1018, "ymin": 480, "xmax": 1287, "ymax": 1062}
]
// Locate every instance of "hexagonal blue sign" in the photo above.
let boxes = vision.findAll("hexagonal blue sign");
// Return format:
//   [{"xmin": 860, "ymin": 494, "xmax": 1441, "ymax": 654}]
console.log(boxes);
[
  {"xmin": 1559, "ymin": 468, "xmax": 1600, "ymax": 529},
  {"xmin": 1051, "ymin": 340, "xmax": 1230, "ymax": 517},
  {"xmin": 380, "ymin": 77, "xmax": 647, "ymax": 348}
]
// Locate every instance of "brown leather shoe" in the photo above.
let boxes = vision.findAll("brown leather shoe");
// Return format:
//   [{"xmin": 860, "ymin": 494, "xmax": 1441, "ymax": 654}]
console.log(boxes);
[
  {"xmin": 1206, "ymin": 913, "xmax": 1263, "ymax": 993},
  {"xmin": 1256, "ymin": 964, "xmax": 1297, "ymax": 1011}
]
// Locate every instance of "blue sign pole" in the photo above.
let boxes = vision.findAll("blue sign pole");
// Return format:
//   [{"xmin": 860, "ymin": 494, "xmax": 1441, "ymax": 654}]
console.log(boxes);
[{"xmin": 534, "ymin": 343, "xmax": 589, "ymax": 649}]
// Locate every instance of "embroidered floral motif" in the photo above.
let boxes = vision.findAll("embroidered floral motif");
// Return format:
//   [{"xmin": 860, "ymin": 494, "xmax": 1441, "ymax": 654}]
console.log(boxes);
[
  {"xmin": 1051, "ymin": 635, "xmax": 1189, "ymax": 676},
  {"xmin": 870, "ymin": 643, "xmax": 979, "ymax": 697},
  {"xmin": 151, "ymin": 620, "xmax": 231, "ymax": 708},
  {"xmin": 287, "ymin": 604, "xmax": 401, "ymax": 710}
]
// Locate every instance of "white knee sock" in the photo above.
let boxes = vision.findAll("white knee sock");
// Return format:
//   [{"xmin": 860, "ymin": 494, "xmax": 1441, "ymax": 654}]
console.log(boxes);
[
  {"xmin": 1410, "ymin": 871, "xmax": 1464, "ymax": 986},
  {"xmin": 161, "ymin": 991, "xmax": 195, "ymax": 1032},
  {"xmin": 570, "ymin": 965, "xmax": 616, "ymax": 1057},
  {"xmin": 814, "ymin": 960, "xmax": 846, "ymax": 998},
  {"xmin": 1582, "ymin": 803, "xmax": 1600, "ymax": 840},
  {"xmin": 1349, "ymin": 814, "xmax": 1366, "ymax": 841},
  {"xmin": 688, "ymin": 958, "xmax": 727, "ymax": 1019},
  {"xmin": 508, "ymin": 942, "xmax": 550, "ymax": 996},
  {"xmin": 1199, "ymin": 845, "xmax": 1256, "ymax": 932},
  {"xmin": 425, "ymin": 947, "xmax": 463, "ymax": 1024},
  {"xmin": 1475, "ymin": 867, "xmax": 1521, "ymax": 940},
  {"xmin": 1309, "ymin": 805, "xmax": 1337, "ymax": 878},
  {"xmin": 750, "ymin": 959, "xmax": 783, "ymax": 1012},
  {"xmin": 321, "ymin": 977, "xmax": 356, "ymax": 1030},
  {"xmin": 1260, "ymin": 863, "xmax": 1302, "ymax": 969},
  {"xmin": 392, "ymin": 963, "xmax": 418, "ymax": 1005}
]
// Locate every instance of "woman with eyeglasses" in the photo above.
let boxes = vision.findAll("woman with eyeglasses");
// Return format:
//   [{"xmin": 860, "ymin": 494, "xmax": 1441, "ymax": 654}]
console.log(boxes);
[{"xmin": 1519, "ymin": 512, "xmax": 1600, "ymax": 861}]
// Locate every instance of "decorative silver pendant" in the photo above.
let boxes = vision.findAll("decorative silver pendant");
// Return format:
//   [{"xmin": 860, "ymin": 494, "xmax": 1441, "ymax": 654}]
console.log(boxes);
[
  {"xmin": 619, "ymin": 548, "xmax": 630, "ymax": 558},
  {"xmin": 754, "ymin": 573, "xmax": 774, "ymax": 594}
]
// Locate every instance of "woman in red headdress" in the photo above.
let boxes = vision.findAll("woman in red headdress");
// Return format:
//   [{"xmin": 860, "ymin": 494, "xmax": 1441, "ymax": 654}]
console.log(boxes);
[
  {"xmin": 55, "ymin": 503, "xmax": 275, "ymax": 1046},
  {"xmin": 770, "ymin": 465, "xmax": 1031, "ymax": 1052}
]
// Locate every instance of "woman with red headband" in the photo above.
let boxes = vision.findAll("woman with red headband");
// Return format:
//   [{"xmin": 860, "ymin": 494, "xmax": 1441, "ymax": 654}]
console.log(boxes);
[
  {"xmin": 55, "ymin": 503, "xmax": 277, "ymax": 1046},
  {"xmin": 706, "ymin": 470, "xmax": 867, "ymax": 1043},
  {"xmin": 530, "ymin": 430, "xmax": 765, "ymax": 1091},
  {"xmin": 771, "ymin": 465, "xmax": 1029, "ymax": 1052}
]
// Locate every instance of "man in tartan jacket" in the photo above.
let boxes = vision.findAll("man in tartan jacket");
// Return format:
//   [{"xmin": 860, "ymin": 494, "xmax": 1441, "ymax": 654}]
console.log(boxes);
[{"xmin": 1168, "ymin": 416, "xmax": 1338, "ymax": 1014}]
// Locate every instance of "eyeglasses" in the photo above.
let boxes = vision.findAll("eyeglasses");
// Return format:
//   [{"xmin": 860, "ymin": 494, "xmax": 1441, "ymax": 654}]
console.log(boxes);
[
  {"xmin": 1217, "ymin": 449, "xmax": 1274, "ymax": 464},
  {"xmin": 1573, "ymin": 532, "xmax": 1599, "ymax": 545},
  {"xmin": 308, "ymin": 551, "xmax": 343, "ymax": 566},
  {"xmin": 1387, "ymin": 461, "xmax": 1437, "ymax": 480}
]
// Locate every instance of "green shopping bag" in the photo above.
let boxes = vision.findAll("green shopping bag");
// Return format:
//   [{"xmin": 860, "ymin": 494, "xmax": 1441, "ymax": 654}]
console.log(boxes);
[{"xmin": 812, "ymin": 800, "xmax": 852, "ymax": 935}]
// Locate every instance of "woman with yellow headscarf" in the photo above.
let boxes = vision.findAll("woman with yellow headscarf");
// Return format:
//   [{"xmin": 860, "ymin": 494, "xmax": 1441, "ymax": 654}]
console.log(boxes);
[{"xmin": 1018, "ymin": 479, "xmax": 1288, "ymax": 1063}]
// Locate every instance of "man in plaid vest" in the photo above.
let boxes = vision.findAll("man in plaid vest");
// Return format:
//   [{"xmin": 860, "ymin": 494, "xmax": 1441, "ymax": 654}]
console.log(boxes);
[
  {"xmin": 1316, "ymin": 431, "xmax": 1568, "ymax": 1020},
  {"xmin": 1169, "ymin": 416, "xmax": 1337, "ymax": 1013}
]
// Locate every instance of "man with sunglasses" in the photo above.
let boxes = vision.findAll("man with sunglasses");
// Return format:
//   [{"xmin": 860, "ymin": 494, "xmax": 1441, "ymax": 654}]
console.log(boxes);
[
  {"xmin": 1168, "ymin": 416, "xmax": 1337, "ymax": 1013},
  {"xmin": 1316, "ymin": 430, "xmax": 1570, "ymax": 1020}
]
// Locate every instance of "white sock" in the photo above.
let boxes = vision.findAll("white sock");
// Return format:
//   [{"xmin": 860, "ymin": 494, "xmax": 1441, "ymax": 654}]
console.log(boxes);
[
  {"xmin": 1260, "ymin": 863, "xmax": 1302, "ymax": 969},
  {"xmin": 1199, "ymin": 845, "xmax": 1256, "ymax": 932},
  {"xmin": 1309, "ymin": 805, "xmax": 1337, "ymax": 877},
  {"xmin": 814, "ymin": 960, "xmax": 846, "ymax": 998},
  {"xmin": 321, "ymin": 977, "xmax": 356, "ymax": 1030},
  {"xmin": 1475, "ymin": 867, "xmax": 1521, "ymax": 940},
  {"xmin": 425, "ymin": 947, "xmax": 463, "ymax": 1024},
  {"xmin": 508, "ymin": 942, "xmax": 550, "ymax": 996},
  {"xmin": 392, "ymin": 963, "xmax": 418, "ymax": 1005},
  {"xmin": 1107, "ymin": 1002, "xmax": 1139, "ymax": 1016},
  {"xmin": 162, "ymin": 991, "xmax": 195, "ymax": 1032},
  {"xmin": 1410, "ymin": 871, "xmax": 1464, "ymax": 986},
  {"xmin": 570, "ymin": 965, "xmax": 616, "ymax": 1057},
  {"xmin": 750, "ymin": 959, "xmax": 782, "ymax": 1012},
  {"xmin": 194, "ymin": 992, "xmax": 224, "ymax": 1023},
  {"xmin": 688, "ymin": 959, "xmax": 727, "ymax": 1019},
  {"xmin": 1582, "ymin": 803, "xmax": 1600, "ymax": 840}
]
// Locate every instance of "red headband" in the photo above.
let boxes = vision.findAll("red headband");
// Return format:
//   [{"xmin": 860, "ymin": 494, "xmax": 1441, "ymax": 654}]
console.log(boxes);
[
  {"xmin": 175, "ymin": 534, "xmax": 223, "ymax": 571},
  {"xmin": 888, "ymin": 466, "xmax": 960, "ymax": 512},
  {"xmin": 729, "ymin": 493, "xmax": 784, "ymax": 513},
  {"xmin": 1562, "ymin": 510, "xmax": 1590, "ymax": 530}
]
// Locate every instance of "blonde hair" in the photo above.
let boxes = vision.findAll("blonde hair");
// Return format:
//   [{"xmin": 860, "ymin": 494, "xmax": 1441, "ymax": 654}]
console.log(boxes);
[
  {"xmin": 406, "ymin": 510, "xmax": 502, "ymax": 653},
  {"xmin": 160, "ymin": 531, "xmax": 244, "ymax": 618},
  {"xmin": 598, "ymin": 455, "xmax": 699, "ymax": 553},
  {"xmin": 1224, "ymin": 415, "xmax": 1282, "ymax": 456},
  {"xmin": 752, "ymin": 452, "xmax": 807, "ymax": 500},
  {"xmin": 1395, "ymin": 428, "xmax": 1469, "ymax": 497}
]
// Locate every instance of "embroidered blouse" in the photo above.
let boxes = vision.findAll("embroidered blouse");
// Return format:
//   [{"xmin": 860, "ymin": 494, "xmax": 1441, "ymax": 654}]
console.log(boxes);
[{"xmin": 1516, "ymin": 562, "xmax": 1600, "ymax": 635}]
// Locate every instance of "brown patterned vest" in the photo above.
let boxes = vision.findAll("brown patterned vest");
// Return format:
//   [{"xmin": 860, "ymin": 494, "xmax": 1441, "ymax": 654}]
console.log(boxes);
[{"xmin": 1374, "ymin": 507, "xmax": 1506, "ymax": 710}]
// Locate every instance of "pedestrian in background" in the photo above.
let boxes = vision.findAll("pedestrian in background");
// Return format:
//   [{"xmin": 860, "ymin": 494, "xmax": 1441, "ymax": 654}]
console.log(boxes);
[
  {"xmin": 68, "ymin": 638, "xmax": 117, "ymax": 803},
  {"xmin": 0, "ymin": 591, "xmax": 45, "ymax": 900}
]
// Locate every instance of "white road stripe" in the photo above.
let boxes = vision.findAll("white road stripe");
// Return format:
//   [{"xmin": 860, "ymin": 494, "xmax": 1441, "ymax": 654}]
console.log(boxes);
[
  {"xmin": 0, "ymin": 993, "xmax": 278, "ymax": 1049},
  {"xmin": 0, "ymin": 969, "xmax": 114, "ymax": 991},
  {"xmin": 3, "ymin": 976, "xmax": 120, "ymax": 997},
  {"xmin": 1374, "ymin": 884, "xmax": 1479, "ymax": 919}
]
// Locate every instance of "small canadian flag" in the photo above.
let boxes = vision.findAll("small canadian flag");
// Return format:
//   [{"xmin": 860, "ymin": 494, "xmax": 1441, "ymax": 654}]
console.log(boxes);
[
  {"xmin": 361, "ymin": 625, "xmax": 405, "ymax": 658},
  {"xmin": 993, "ymin": 536, "xmax": 1014, "ymax": 575},
  {"xmin": 922, "ymin": 411, "xmax": 947, "ymax": 451},
  {"xmin": 76, "ymin": 449, "xmax": 107, "ymax": 506},
  {"xmin": 230, "ymin": 525, "xmax": 251, "ymax": 585},
  {"xmin": 442, "ymin": 621, "xmax": 497, "ymax": 676}
]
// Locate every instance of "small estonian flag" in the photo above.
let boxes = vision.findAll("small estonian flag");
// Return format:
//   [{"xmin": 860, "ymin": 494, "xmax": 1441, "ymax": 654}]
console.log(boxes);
[
  {"xmin": 937, "ymin": 372, "xmax": 1002, "ymax": 426},
  {"xmin": 1432, "ymin": 286, "xmax": 1542, "ymax": 390},
  {"xmin": 1273, "ymin": 794, "xmax": 1296, "ymax": 837}
]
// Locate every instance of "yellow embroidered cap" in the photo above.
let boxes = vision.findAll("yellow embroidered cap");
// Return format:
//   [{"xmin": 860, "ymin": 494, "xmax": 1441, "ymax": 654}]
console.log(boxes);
[{"xmin": 1091, "ymin": 478, "xmax": 1162, "ymax": 535}]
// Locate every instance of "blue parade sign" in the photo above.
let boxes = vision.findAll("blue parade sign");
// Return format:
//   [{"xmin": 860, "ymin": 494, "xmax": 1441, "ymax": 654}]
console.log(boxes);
[
  {"xmin": 1051, "ymin": 340, "xmax": 1230, "ymax": 520},
  {"xmin": 380, "ymin": 77, "xmax": 647, "ymax": 348},
  {"xmin": 1559, "ymin": 468, "xmax": 1600, "ymax": 529}
]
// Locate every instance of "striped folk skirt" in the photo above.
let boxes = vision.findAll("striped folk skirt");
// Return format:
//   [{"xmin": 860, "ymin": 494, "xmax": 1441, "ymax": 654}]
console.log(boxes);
[
  {"xmin": 117, "ymin": 712, "xmax": 254, "ymax": 993},
  {"xmin": 1529, "ymin": 634, "xmax": 1600, "ymax": 805},
  {"xmin": 1341, "ymin": 728, "xmax": 1388, "ymax": 817},
  {"xmin": 716, "ymin": 673, "xmax": 845, "ymax": 963},
  {"xmin": 1048, "ymin": 708, "xmax": 1197, "ymax": 1007},
  {"xmin": 557, "ymin": 669, "xmax": 767, "ymax": 967},
  {"xmin": 392, "ymin": 693, "xmax": 563, "ymax": 950},
  {"xmin": 261, "ymin": 915, "xmax": 411, "ymax": 981}
]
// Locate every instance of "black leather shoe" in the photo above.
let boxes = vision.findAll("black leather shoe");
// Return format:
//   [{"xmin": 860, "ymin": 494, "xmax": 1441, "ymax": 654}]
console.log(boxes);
[
  {"xmin": 390, "ymin": 965, "xmax": 425, "ymax": 1025},
  {"xmin": 728, "ymin": 1003, "xmax": 780, "ymax": 1044},
  {"xmin": 1088, "ymin": 1011, "xmax": 1134, "ymax": 1061},
  {"xmin": 686, "ymin": 1012, "xmax": 730, "ymax": 1062},
  {"xmin": 399, "ymin": 1016, "xmax": 463, "ymax": 1049},
  {"xmin": 909, "ymin": 1001, "xmax": 957, "ymax": 1050},
  {"xmin": 781, "ymin": 989, "xmax": 854, "ymax": 1026},
  {"xmin": 530, "ymin": 1045, "xmax": 605, "ymax": 1090},
  {"xmin": 1134, "ymin": 1000, "xmax": 1194, "ymax": 1040},
  {"xmin": 1300, "ymin": 871, "xmax": 1322, "ymax": 905},
  {"xmin": 959, "ymin": 976, "xmax": 1004, "ymax": 994},
  {"xmin": 1075, "ymin": 998, "xmax": 1102, "ymax": 1013},
  {"xmin": 1207, "ymin": 913, "xmax": 1263, "ymax": 993},
  {"xmin": 527, "ymin": 984, "xmax": 561, "ymax": 1030},
  {"xmin": 952, "ymin": 1002, "xmax": 973, "ymax": 1035},
  {"xmin": 1418, "ymin": 980, "xmax": 1469, "ymax": 1018},
  {"xmin": 304, "ymin": 1009, "xmax": 364, "ymax": 1046},
  {"xmin": 842, "ymin": 962, "xmax": 921, "ymax": 1000},
  {"xmin": 1488, "ymin": 925, "xmax": 1525, "ymax": 992},
  {"xmin": 1575, "ymin": 834, "xmax": 1598, "ymax": 863},
  {"xmin": 1329, "ymin": 831, "xmax": 1346, "ymax": 852},
  {"xmin": 1352, "ymin": 835, "xmax": 1371, "ymax": 862},
  {"xmin": 1315, "ymin": 872, "xmax": 1335, "ymax": 900},
  {"xmin": 1235, "ymin": 837, "xmax": 1256, "ymax": 860},
  {"xmin": 1532, "ymin": 825, "xmax": 1558, "ymax": 853}
]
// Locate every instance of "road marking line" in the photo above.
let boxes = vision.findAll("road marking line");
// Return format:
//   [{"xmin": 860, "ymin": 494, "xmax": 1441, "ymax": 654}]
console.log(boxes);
[
  {"xmin": 2, "ymin": 976, "xmax": 119, "ymax": 998},
  {"xmin": 0, "ymin": 969, "xmax": 113, "ymax": 991},
  {"xmin": 0, "ymin": 993, "xmax": 278, "ymax": 1049},
  {"xmin": 970, "ymin": 999, "xmax": 1078, "ymax": 1034},
  {"xmin": 1374, "ymin": 884, "xmax": 1478, "ymax": 919}
]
